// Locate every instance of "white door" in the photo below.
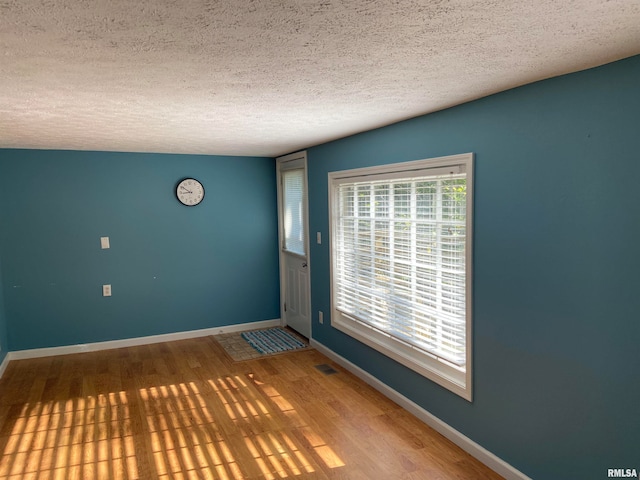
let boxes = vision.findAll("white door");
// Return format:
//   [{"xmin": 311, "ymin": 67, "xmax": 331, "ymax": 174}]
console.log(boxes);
[{"xmin": 277, "ymin": 152, "xmax": 311, "ymax": 338}]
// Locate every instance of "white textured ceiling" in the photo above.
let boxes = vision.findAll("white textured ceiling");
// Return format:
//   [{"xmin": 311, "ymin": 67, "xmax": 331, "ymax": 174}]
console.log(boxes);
[{"xmin": 1, "ymin": 0, "xmax": 639, "ymax": 157}]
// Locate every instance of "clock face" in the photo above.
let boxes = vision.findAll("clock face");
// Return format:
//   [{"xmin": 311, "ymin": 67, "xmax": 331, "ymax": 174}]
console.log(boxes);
[{"xmin": 176, "ymin": 178, "xmax": 205, "ymax": 206}]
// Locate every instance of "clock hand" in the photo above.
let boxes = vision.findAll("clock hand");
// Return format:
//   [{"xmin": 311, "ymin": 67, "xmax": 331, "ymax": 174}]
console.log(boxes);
[{"xmin": 180, "ymin": 186, "xmax": 193, "ymax": 194}]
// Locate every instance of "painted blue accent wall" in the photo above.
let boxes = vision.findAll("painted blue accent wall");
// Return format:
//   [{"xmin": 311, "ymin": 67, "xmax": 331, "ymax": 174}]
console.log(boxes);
[
  {"xmin": 307, "ymin": 55, "xmax": 640, "ymax": 479},
  {"xmin": 0, "ymin": 150, "xmax": 280, "ymax": 351},
  {"xmin": 0, "ymin": 253, "xmax": 8, "ymax": 364}
]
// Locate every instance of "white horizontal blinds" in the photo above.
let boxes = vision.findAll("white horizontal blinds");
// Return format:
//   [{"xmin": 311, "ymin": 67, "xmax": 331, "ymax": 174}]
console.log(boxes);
[
  {"xmin": 335, "ymin": 170, "xmax": 467, "ymax": 366},
  {"xmin": 283, "ymin": 168, "xmax": 306, "ymax": 256}
]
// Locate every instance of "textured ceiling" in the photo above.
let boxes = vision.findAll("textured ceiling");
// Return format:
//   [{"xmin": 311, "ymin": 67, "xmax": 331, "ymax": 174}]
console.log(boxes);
[{"xmin": 1, "ymin": 0, "xmax": 639, "ymax": 157}]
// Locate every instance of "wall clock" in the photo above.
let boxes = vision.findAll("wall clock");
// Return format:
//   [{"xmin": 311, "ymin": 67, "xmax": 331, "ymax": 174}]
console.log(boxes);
[{"xmin": 176, "ymin": 178, "xmax": 205, "ymax": 206}]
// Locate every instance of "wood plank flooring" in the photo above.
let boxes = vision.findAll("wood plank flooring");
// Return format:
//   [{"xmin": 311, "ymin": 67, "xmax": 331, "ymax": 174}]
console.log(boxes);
[{"xmin": 0, "ymin": 337, "xmax": 503, "ymax": 479}]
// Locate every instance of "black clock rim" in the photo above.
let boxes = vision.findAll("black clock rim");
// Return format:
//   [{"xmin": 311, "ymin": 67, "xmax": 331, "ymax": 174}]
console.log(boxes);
[{"xmin": 176, "ymin": 178, "xmax": 205, "ymax": 206}]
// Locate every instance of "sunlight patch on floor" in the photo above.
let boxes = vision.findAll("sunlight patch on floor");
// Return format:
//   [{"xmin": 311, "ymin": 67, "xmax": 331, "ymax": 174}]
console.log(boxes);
[
  {"xmin": 0, "ymin": 372, "xmax": 345, "ymax": 479},
  {"xmin": 0, "ymin": 393, "xmax": 139, "ymax": 480}
]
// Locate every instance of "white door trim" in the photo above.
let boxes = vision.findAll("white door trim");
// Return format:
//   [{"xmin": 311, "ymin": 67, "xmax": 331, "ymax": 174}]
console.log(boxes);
[{"xmin": 276, "ymin": 151, "xmax": 311, "ymax": 338}]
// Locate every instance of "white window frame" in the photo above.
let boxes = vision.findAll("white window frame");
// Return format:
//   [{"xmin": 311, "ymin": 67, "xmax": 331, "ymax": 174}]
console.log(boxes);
[{"xmin": 328, "ymin": 153, "xmax": 474, "ymax": 401}]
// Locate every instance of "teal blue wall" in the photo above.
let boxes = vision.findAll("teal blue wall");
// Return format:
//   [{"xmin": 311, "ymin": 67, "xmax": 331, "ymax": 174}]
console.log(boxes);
[
  {"xmin": 0, "ymin": 150, "xmax": 280, "ymax": 350},
  {"xmin": 307, "ymin": 55, "xmax": 640, "ymax": 479},
  {"xmin": 0, "ymin": 253, "xmax": 7, "ymax": 364}
]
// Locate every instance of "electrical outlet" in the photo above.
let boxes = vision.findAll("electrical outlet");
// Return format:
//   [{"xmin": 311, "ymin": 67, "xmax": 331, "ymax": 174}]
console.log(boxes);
[
  {"xmin": 102, "ymin": 284, "xmax": 112, "ymax": 297},
  {"xmin": 319, "ymin": 311, "xmax": 324, "ymax": 324},
  {"xmin": 100, "ymin": 236, "xmax": 110, "ymax": 249}
]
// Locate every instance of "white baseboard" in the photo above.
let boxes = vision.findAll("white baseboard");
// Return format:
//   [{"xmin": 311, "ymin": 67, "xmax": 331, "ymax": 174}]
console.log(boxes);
[
  {"xmin": 311, "ymin": 339, "xmax": 531, "ymax": 480},
  {"xmin": 6, "ymin": 318, "xmax": 281, "ymax": 362}
]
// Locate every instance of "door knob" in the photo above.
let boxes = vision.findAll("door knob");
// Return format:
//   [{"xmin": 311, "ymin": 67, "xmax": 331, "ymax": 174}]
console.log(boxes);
[{"xmin": 302, "ymin": 262, "xmax": 308, "ymax": 268}]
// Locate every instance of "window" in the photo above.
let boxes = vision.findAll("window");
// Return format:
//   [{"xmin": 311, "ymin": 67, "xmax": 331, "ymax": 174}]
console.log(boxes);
[
  {"xmin": 282, "ymin": 168, "xmax": 306, "ymax": 256},
  {"xmin": 329, "ymin": 153, "xmax": 473, "ymax": 400}
]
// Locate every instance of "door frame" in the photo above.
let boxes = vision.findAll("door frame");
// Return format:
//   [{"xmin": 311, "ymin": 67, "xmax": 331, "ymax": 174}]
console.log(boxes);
[{"xmin": 276, "ymin": 150, "xmax": 311, "ymax": 338}]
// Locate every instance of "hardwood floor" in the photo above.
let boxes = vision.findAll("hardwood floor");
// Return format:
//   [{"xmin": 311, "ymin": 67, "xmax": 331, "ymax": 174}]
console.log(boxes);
[{"xmin": 0, "ymin": 337, "xmax": 503, "ymax": 479}]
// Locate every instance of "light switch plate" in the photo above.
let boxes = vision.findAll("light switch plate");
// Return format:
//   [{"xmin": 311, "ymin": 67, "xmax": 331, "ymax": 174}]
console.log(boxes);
[
  {"xmin": 317, "ymin": 232, "xmax": 322, "ymax": 244},
  {"xmin": 100, "ymin": 237, "xmax": 110, "ymax": 249}
]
